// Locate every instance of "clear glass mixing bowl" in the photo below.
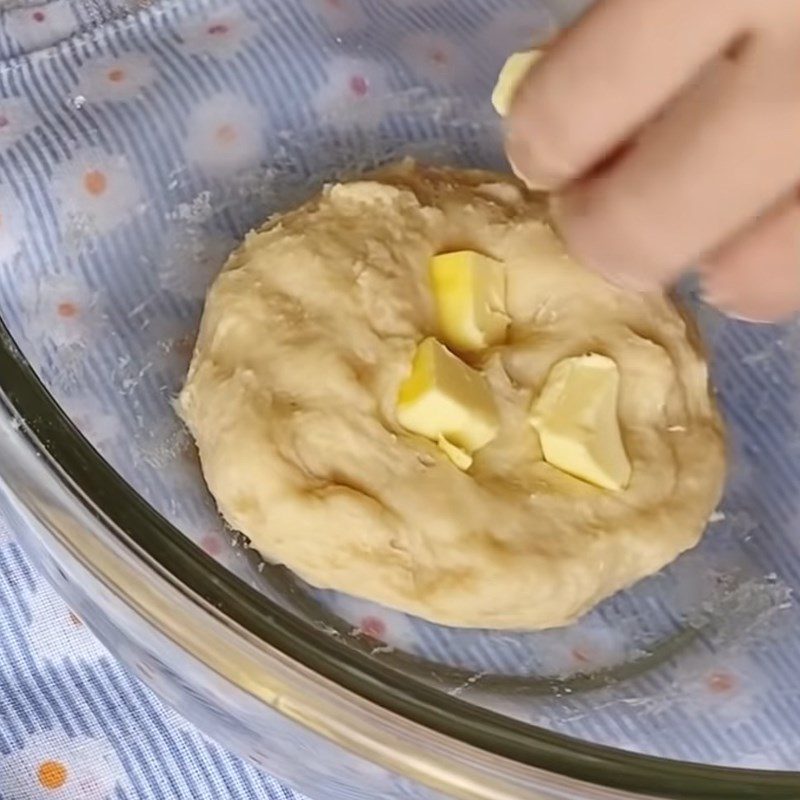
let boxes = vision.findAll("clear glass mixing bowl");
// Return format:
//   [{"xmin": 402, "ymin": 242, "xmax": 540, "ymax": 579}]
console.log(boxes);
[{"xmin": 1, "ymin": 0, "xmax": 799, "ymax": 797}]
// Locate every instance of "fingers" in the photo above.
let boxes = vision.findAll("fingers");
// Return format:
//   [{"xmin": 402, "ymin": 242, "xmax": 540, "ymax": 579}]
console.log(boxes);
[
  {"xmin": 701, "ymin": 193, "xmax": 800, "ymax": 322},
  {"xmin": 552, "ymin": 41, "xmax": 800, "ymax": 291},
  {"xmin": 505, "ymin": 0, "xmax": 749, "ymax": 190}
]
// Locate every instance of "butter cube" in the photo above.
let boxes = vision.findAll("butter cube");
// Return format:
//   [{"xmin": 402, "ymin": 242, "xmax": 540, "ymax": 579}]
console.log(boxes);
[
  {"xmin": 491, "ymin": 50, "xmax": 542, "ymax": 117},
  {"xmin": 429, "ymin": 250, "xmax": 509, "ymax": 352},
  {"xmin": 397, "ymin": 338, "xmax": 499, "ymax": 463},
  {"xmin": 529, "ymin": 354, "xmax": 631, "ymax": 491},
  {"xmin": 436, "ymin": 436, "xmax": 473, "ymax": 470}
]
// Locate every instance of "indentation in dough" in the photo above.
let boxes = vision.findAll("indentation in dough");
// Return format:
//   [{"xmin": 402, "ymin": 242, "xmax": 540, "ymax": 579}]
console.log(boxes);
[{"xmin": 178, "ymin": 163, "xmax": 725, "ymax": 629}]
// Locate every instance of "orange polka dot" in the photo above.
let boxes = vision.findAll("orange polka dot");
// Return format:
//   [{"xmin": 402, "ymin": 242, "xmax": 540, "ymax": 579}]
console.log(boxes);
[
  {"xmin": 107, "ymin": 68, "xmax": 126, "ymax": 83},
  {"xmin": 200, "ymin": 534, "xmax": 221, "ymax": 555},
  {"xmin": 349, "ymin": 74, "xmax": 368, "ymax": 96},
  {"xmin": 57, "ymin": 301, "xmax": 78, "ymax": 318},
  {"xmin": 83, "ymin": 170, "xmax": 107, "ymax": 196},
  {"xmin": 708, "ymin": 670, "xmax": 737, "ymax": 694},
  {"xmin": 38, "ymin": 761, "xmax": 68, "ymax": 790},
  {"xmin": 215, "ymin": 124, "xmax": 237, "ymax": 144}
]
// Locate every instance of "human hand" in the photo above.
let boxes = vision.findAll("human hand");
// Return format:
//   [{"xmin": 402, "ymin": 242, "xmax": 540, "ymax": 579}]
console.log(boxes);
[{"xmin": 505, "ymin": 0, "xmax": 800, "ymax": 321}]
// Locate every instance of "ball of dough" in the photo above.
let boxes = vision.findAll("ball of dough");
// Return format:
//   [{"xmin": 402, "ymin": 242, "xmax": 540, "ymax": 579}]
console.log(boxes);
[{"xmin": 178, "ymin": 162, "xmax": 725, "ymax": 630}]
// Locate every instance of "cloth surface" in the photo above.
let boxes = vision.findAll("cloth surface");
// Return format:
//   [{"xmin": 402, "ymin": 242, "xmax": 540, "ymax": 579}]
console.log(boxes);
[
  {"xmin": 0, "ymin": 516, "xmax": 304, "ymax": 800},
  {"xmin": 0, "ymin": 1, "xmax": 569, "ymax": 798},
  {"xmin": 3, "ymin": 0, "xmax": 800, "ymax": 786}
]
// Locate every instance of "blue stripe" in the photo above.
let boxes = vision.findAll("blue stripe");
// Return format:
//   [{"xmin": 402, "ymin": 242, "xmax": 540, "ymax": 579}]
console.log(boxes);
[{"xmin": 1, "ymin": 0, "xmax": 800, "ymax": 789}]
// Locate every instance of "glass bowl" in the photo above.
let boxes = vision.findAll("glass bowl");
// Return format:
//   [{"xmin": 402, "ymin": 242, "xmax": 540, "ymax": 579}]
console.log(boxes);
[{"xmin": 1, "ymin": 0, "xmax": 799, "ymax": 797}]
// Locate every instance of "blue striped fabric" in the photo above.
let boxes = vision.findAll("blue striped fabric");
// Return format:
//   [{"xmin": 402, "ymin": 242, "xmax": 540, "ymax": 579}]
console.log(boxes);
[
  {"xmin": 1, "ymin": 0, "xmax": 799, "ymax": 788},
  {"xmin": 0, "ymin": 516, "xmax": 304, "ymax": 800}
]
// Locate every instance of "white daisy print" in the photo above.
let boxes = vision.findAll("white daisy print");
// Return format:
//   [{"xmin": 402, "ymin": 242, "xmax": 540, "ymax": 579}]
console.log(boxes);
[
  {"xmin": 184, "ymin": 93, "xmax": 264, "ymax": 176},
  {"xmin": 0, "ymin": 730, "xmax": 127, "ymax": 800},
  {"xmin": 74, "ymin": 53, "xmax": 158, "ymax": 104},
  {"xmin": 527, "ymin": 620, "xmax": 630, "ymax": 677},
  {"xmin": 23, "ymin": 273, "xmax": 100, "ymax": 349},
  {"xmin": 27, "ymin": 579, "xmax": 109, "ymax": 664},
  {"xmin": 0, "ymin": 95, "xmax": 39, "ymax": 153},
  {"xmin": 320, "ymin": 591, "xmax": 419, "ymax": 653},
  {"xmin": 0, "ymin": 189, "xmax": 25, "ymax": 263},
  {"xmin": 312, "ymin": 56, "xmax": 389, "ymax": 127},
  {"xmin": 60, "ymin": 392, "xmax": 121, "ymax": 455},
  {"xmin": 176, "ymin": 4, "xmax": 257, "ymax": 58},
  {"xmin": 673, "ymin": 653, "xmax": 761, "ymax": 723},
  {"xmin": 5, "ymin": 1, "xmax": 79, "ymax": 52},
  {"xmin": 51, "ymin": 147, "xmax": 141, "ymax": 237},
  {"xmin": 314, "ymin": 0, "xmax": 368, "ymax": 36}
]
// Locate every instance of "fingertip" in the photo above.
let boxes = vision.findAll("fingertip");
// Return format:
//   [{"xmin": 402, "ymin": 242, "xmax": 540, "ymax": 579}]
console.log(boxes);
[
  {"xmin": 699, "ymin": 283, "xmax": 790, "ymax": 324},
  {"xmin": 506, "ymin": 150, "xmax": 552, "ymax": 192},
  {"xmin": 503, "ymin": 61, "xmax": 575, "ymax": 191},
  {"xmin": 504, "ymin": 106, "xmax": 560, "ymax": 192},
  {"xmin": 700, "ymin": 262, "xmax": 800, "ymax": 324}
]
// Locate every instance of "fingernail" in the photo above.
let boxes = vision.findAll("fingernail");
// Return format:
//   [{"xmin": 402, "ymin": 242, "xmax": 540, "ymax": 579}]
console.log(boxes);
[
  {"xmin": 699, "ymin": 269, "xmax": 771, "ymax": 323},
  {"xmin": 505, "ymin": 139, "xmax": 552, "ymax": 191},
  {"xmin": 707, "ymin": 303, "xmax": 771, "ymax": 324},
  {"xmin": 508, "ymin": 152, "xmax": 550, "ymax": 191},
  {"xmin": 700, "ymin": 298, "xmax": 773, "ymax": 324},
  {"xmin": 698, "ymin": 265, "xmax": 744, "ymax": 310},
  {"xmin": 697, "ymin": 270, "xmax": 727, "ymax": 308},
  {"xmin": 726, "ymin": 312, "xmax": 771, "ymax": 324},
  {"xmin": 505, "ymin": 106, "xmax": 569, "ymax": 191}
]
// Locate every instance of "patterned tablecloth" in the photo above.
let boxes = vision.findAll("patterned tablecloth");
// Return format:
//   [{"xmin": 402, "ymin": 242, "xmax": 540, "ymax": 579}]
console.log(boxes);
[
  {"xmin": 5, "ymin": 0, "xmax": 800, "ymax": 791},
  {"xmin": 0, "ymin": 1, "xmax": 590, "ymax": 797},
  {"xmin": 0, "ymin": 515, "xmax": 304, "ymax": 800}
]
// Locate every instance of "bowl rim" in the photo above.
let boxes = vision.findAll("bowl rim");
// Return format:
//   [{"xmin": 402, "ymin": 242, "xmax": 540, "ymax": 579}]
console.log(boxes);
[{"xmin": 1, "ymin": 317, "xmax": 799, "ymax": 799}]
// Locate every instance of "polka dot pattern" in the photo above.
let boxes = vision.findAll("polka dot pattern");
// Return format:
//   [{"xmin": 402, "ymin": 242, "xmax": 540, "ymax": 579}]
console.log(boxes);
[
  {"xmin": 4, "ymin": 1, "xmax": 79, "ymax": 52},
  {"xmin": 38, "ymin": 760, "xmax": 68, "ymax": 790},
  {"xmin": 0, "ymin": 0, "xmax": 797, "ymax": 797}
]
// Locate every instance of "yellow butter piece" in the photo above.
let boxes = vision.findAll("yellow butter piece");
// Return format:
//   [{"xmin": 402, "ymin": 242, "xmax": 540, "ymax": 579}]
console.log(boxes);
[
  {"xmin": 436, "ymin": 436, "xmax": 473, "ymax": 470},
  {"xmin": 429, "ymin": 250, "xmax": 509, "ymax": 352},
  {"xmin": 529, "ymin": 354, "xmax": 631, "ymax": 491},
  {"xmin": 491, "ymin": 50, "xmax": 542, "ymax": 117},
  {"xmin": 397, "ymin": 338, "xmax": 499, "ymax": 464}
]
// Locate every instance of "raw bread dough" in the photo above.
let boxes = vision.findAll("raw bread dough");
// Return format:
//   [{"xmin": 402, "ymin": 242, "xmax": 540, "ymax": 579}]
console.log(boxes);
[{"xmin": 179, "ymin": 163, "xmax": 725, "ymax": 630}]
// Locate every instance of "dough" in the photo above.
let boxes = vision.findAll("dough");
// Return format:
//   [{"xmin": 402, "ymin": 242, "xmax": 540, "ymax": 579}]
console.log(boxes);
[{"xmin": 179, "ymin": 162, "xmax": 725, "ymax": 630}]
